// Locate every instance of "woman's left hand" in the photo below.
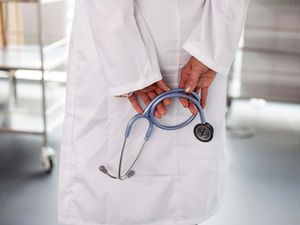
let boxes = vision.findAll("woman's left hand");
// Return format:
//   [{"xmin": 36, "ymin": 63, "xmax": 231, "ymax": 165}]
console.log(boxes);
[{"xmin": 178, "ymin": 56, "xmax": 216, "ymax": 114}]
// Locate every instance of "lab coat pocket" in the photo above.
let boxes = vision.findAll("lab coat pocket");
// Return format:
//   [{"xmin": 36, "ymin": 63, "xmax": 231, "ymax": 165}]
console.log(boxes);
[{"xmin": 103, "ymin": 101, "xmax": 178, "ymax": 178}]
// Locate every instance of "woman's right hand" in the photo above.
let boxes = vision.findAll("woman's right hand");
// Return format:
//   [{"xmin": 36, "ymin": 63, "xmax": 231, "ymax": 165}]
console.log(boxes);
[
  {"xmin": 128, "ymin": 80, "xmax": 171, "ymax": 118},
  {"xmin": 179, "ymin": 56, "xmax": 216, "ymax": 113}
]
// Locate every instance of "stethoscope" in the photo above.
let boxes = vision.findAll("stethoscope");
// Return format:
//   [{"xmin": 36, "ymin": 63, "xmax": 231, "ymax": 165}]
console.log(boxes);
[{"xmin": 99, "ymin": 88, "xmax": 214, "ymax": 180}]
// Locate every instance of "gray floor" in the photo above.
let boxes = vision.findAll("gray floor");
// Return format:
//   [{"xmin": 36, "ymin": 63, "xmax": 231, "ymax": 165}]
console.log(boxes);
[
  {"xmin": 0, "ymin": 97, "xmax": 299, "ymax": 225},
  {"xmin": 202, "ymin": 100, "xmax": 300, "ymax": 225},
  {"xmin": 0, "ymin": 133, "xmax": 61, "ymax": 225},
  {"xmin": 0, "ymin": 78, "xmax": 64, "ymax": 225}
]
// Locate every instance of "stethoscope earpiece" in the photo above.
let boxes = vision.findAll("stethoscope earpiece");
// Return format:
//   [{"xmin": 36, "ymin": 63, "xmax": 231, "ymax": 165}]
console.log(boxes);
[
  {"xmin": 193, "ymin": 122, "xmax": 214, "ymax": 142},
  {"xmin": 99, "ymin": 165, "xmax": 135, "ymax": 179},
  {"xmin": 99, "ymin": 165, "xmax": 108, "ymax": 174},
  {"xmin": 99, "ymin": 88, "xmax": 214, "ymax": 180},
  {"xmin": 127, "ymin": 170, "xmax": 135, "ymax": 178}
]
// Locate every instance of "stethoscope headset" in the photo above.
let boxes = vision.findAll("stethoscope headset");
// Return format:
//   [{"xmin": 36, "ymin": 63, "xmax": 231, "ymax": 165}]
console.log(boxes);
[{"xmin": 99, "ymin": 88, "xmax": 214, "ymax": 180}]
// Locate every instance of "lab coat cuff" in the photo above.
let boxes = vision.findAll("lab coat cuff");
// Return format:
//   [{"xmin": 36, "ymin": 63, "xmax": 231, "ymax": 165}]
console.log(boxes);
[
  {"xmin": 110, "ymin": 72, "xmax": 162, "ymax": 96},
  {"xmin": 182, "ymin": 41, "xmax": 229, "ymax": 76}
]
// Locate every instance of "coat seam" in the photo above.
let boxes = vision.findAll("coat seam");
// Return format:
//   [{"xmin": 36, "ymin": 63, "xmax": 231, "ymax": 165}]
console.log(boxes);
[
  {"xmin": 175, "ymin": 0, "xmax": 181, "ymax": 221},
  {"xmin": 66, "ymin": 1, "xmax": 79, "ymax": 223},
  {"xmin": 105, "ymin": 93, "xmax": 111, "ymax": 225},
  {"xmin": 215, "ymin": 0, "xmax": 230, "ymax": 61}
]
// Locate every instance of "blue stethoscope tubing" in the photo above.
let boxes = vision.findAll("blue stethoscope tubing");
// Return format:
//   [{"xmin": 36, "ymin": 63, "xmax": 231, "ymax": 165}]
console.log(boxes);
[
  {"xmin": 99, "ymin": 88, "xmax": 214, "ymax": 180},
  {"xmin": 126, "ymin": 88, "xmax": 206, "ymax": 140}
]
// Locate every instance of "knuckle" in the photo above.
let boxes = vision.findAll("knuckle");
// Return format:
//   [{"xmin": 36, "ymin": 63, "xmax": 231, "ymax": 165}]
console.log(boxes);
[{"xmin": 194, "ymin": 64, "xmax": 202, "ymax": 70}]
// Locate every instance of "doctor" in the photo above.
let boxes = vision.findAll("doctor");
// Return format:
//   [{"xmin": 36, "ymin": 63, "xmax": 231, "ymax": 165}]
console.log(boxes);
[{"xmin": 58, "ymin": 0, "xmax": 250, "ymax": 225}]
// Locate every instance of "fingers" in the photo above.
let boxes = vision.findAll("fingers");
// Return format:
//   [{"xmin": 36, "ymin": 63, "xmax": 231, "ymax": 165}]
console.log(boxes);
[
  {"xmin": 156, "ymin": 80, "xmax": 171, "ymax": 92},
  {"xmin": 128, "ymin": 94, "xmax": 144, "ymax": 114},
  {"xmin": 178, "ymin": 69, "xmax": 189, "ymax": 89},
  {"xmin": 179, "ymin": 70, "xmax": 189, "ymax": 107},
  {"xmin": 138, "ymin": 92, "xmax": 151, "ymax": 107},
  {"xmin": 180, "ymin": 65, "xmax": 201, "ymax": 116},
  {"xmin": 141, "ymin": 80, "xmax": 172, "ymax": 107},
  {"xmin": 188, "ymin": 101, "xmax": 198, "ymax": 114},
  {"xmin": 156, "ymin": 103, "xmax": 166, "ymax": 117},
  {"xmin": 155, "ymin": 87, "xmax": 172, "ymax": 106},
  {"xmin": 200, "ymin": 87, "xmax": 209, "ymax": 108},
  {"xmin": 197, "ymin": 70, "xmax": 216, "ymax": 88},
  {"xmin": 128, "ymin": 79, "xmax": 174, "ymax": 118},
  {"xmin": 196, "ymin": 69, "xmax": 216, "ymax": 109},
  {"xmin": 155, "ymin": 81, "xmax": 173, "ymax": 117},
  {"xmin": 155, "ymin": 80, "xmax": 171, "ymax": 106},
  {"xmin": 163, "ymin": 98, "xmax": 172, "ymax": 106},
  {"xmin": 185, "ymin": 70, "xmax": 200, "ymax": 93},
  {"xmin": 181, "ymin": 69, "xmax": 200, "ymax": 111},
  {"xmin": 129, "ymin": 89, "xmax": 167, "ymax": 115},
  {"xmin": 154, "ymin": 88, "xmax": 167, "ymax": 117},
  {"xmin": 179, "ymin": 93, "xmax": 189, "ymax": 108},
  {"xmin": 147, "ymin": 91, "xmax": 162, "ymax": 118}
]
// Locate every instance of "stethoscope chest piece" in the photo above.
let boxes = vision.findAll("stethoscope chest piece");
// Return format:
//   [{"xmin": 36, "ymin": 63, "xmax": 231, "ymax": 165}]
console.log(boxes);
[{"xmin": 193, "ymin": 122, "xmax": 214, "ymax": 142}]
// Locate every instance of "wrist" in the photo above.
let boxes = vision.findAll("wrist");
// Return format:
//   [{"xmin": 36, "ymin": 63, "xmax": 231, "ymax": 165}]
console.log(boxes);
[{"xmin": 115, "ymin": 91, "xmax": 134, "ymax": 97}]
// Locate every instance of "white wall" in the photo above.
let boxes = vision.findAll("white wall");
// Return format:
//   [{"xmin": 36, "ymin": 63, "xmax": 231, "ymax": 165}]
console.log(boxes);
[{"xmin": 20, "ymin": 1, "xmax": 69, "ymax": 44}]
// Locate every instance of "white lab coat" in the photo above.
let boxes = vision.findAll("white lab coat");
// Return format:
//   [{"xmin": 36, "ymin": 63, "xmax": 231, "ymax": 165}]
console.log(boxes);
[{"xmin": 58, "ymin": 0, "xmax": 250, "ymax": 225}]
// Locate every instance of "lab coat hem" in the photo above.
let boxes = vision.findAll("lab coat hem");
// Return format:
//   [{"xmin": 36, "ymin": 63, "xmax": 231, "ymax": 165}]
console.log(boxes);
[
  {"xmin": 57, "ymin": 185, "xmax": 226, "ymax": 225},
  {"xmin": 182, "ymin": 41, "xmax": 229, "ymax": 76},
  {"xmin": 58, "ymin": 191, "xmax": 227, "ymax": 225},
  {"xmin": 58, "ymin": 211, "xmax": 221, "ymax": 225}
]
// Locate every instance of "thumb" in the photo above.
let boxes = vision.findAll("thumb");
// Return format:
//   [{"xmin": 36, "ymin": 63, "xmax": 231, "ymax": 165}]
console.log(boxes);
[{"xmin": 156, "ymin": 80, "xmax": 171, "ymax": 92}]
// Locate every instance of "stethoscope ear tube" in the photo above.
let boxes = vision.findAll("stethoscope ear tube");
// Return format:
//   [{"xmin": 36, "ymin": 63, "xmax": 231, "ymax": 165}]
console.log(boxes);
[
  {"xmin": 146, "ymin": 91, "xmax": 206, "ymax": 129},
  {"xmin": 125, "ymin": 114, "xmax": 154, "ymax": 141},
  {"xmin": 99, "ymin": 137, "xmax": 147, "ymax": 180},
  {"xmin": 99, "ymin": 88, "xmax": 214, "ymax": 180}
]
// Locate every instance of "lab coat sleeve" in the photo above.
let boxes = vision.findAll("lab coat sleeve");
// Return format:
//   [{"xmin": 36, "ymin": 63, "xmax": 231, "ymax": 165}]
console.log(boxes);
[
  {"xmin": 182, "ymin": 0, "xmax": 250, "ymax": 75},
  {"xmin": 84, "ymin": 0, "xmax": 162, "ymax": 96}
]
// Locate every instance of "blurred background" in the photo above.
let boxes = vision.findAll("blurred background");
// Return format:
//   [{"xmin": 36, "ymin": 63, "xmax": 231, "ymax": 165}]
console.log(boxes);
[{"xmin": 0, "ymin": 0, "xmax": 299, "ymax": 225}]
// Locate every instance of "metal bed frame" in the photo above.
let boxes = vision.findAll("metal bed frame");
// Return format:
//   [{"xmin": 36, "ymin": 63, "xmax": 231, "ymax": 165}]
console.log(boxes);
[{"xmin": 0, "ymin": 0, "xmax": 67, "ymax": 173}]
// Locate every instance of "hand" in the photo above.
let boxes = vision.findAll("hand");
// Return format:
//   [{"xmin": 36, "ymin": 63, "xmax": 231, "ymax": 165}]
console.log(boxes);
[
  {"xmin": 179, "ymin": 56, "xmax": 216, "ymax": 114},
  {"xmin": 128, "ymin": 80, "xmax": 171, "ymax": 118}
]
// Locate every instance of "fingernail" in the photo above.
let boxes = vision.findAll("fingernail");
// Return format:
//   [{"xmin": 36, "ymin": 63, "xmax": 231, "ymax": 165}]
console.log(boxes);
[{"xmin": 185, "ymin": 85, "xmax": 192, "ymax": 93}]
